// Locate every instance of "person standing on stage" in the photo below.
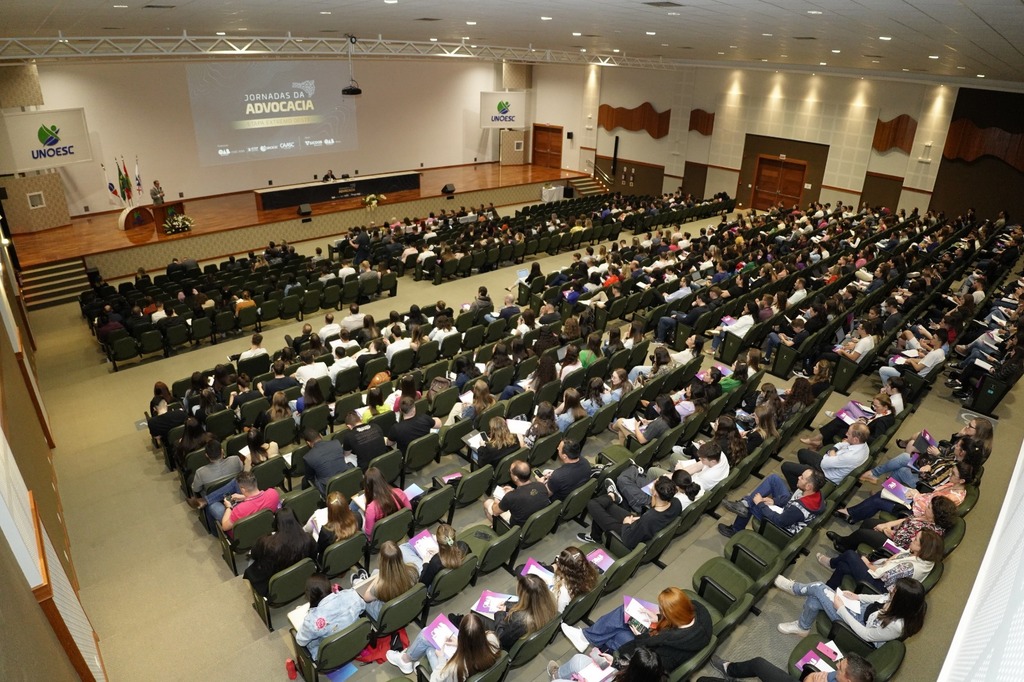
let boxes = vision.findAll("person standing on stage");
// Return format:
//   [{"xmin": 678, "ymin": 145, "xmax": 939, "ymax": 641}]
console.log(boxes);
[{"xmin": 151, "ymin": 180, "xmax": 165, "ymax": 205}]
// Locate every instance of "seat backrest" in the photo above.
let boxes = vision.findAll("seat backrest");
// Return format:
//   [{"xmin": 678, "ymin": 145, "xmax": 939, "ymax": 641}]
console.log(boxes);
[
  {"xmin": 478, "ymin": 526, "xmax": 522, "ymax": 574},
  {"xmin": 251, "ymin": 456, "xmax": 288, "ymax": 491},
  {"xmin": 465, "ymin": 652, "xmax": 509, "ymax": 682},
  {"xmin": 267, "ymin": 557, "xmax": 317, "ymax": 606},
  {"xmin": 325, "ymin": 467, "xmax": 364, "ymax": 500},
  {"xmin": 508, "ymin": 615, "xmax": 562, "ymax": 668},
  {"xmin": 454, "ymin": 464, "xmax": 494, "ymax": 507},
  {"xmin": 602, "ymin": 543, "xmax": 646, "ymax": 594},
  {"xmin": 368, "ymin": 449, "xmax": 403, "ymax": 485},
  {"xmin": 370, "ymin": 508, "xmax": 414, "ymax": 549},
  {"xmin": 313, "ymin": 617, "xmax": 374, "ymax": 670},
  {"xmin": 320, "ymin": 533, "xmax": 367, "ymax": 578},
  {"xmin": 641, "ymin": 516, "xmax": 682, "ymax": 565},
  {"xmin": 559, "ymin": 478, "xmax": 598, "ymax": 524},
  {"xmin": 230, "ymin": 509, "xmax": 275, "ymax": 551},
  {"xmin": 520, "ymin": 501, "xmax": 563, "ymax": 547},
  {"xmin": 429, "ymin": 554, "xmax": 479, "ymax": 603},
  {"xmin": 413, "ymin": 485, "xmax": 455, "ymax": 529},
  {"xmin": 375, "ymin": 583, "xmax": 428, "ymax": 635},
  {"xmin": 561, "ymin": 574, "xmax": 606, "ymax": 626}
]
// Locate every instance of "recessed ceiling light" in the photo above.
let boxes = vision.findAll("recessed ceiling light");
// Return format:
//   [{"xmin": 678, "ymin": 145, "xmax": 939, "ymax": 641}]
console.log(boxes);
[
  {"xmin": 646, "ymin": 31, "xmax": 657, "ymax": 35},
  {"xmin": 928, "ymin": 55, "xmax": 939, "ymax": 59},
  {"xmin": 237, "ymin": 27, "xmax": 247, "ymax": 30},
  {"xmin": 718, "ymin": 51, "xmax": 725, "ymax": 55},
  {"xmin": 957, "ymin": 65, "xmax": 965, "ymax": 69},
  {"xmin": 572, "ymin": 32, "xmax": 582, "ymax": 36},
  {"xmin": 667, "ymin": 11, "xmax": 680, "ymax": 16},
  {"xmin": 384, "ymin": 0, "xmax": 398, "ymax": 4},
  {"xmin": 661, "ymin": 43, "xmax": 669, "ymax": 47},
  {"xmin": 612, "ymin": 48, "xmax": 620, "ymax": 53},
  {"xmin": 466, "ymin": 21, "xmax": 476, "ymax": 26},
  {"xmin": 462, "ymin": 36, "xmax": 470, "ymax": 40},
  {"xmin": 872, "ymin": 60, "xmax": 880, "ymax": 64},
  {"xmin": 320, "ymin": 10, "xmax": 331, "ymax": 14},
  {"xmin": 429, "ymin": 37, "xmax": 437, "ymax": 41},
  {"xmin": 541, "ymin": 16, "xmax": 552, "ymax": 21},
  {"xmin": 807, "ymin": 10, "xmax": 822, "ymax": 14},
  {"xmin": 977, "ymin": 74, "xmax": 986, "ymax": 78},
  {"xmin": 819, "ymin": 62, "xmax": 826, "ymax": 65},
  {"xmin": 215, "ymin": 31, "xmax": 225, "ymax": 35},
  {"xmin": 761, "ymin": 58, "xmax": 768, "ymax": 62},
  {"xmin": 729, "ymin": 45, "xmax": 738, "ymax": 49},
  {"xmin": 780, "ymin": 54, "xmax": 788, "ymax": 57},
  {"xmin": 831, "ymin": 49, "xmax": 840, "ymax": 53},
  {"xmin": 879, "ymin": 36, "xmax": 891, "ymax": 41},
  {"xmin": 580, "ymin": 48, "xmax": 587, "ymax": 52},
  {"xmin": 902, "ymin": 68, "xmax": 909, "ymax": 72},
  {"xmin": 470, "ymin": 44, "xmax": 477, "ymax": 48},
  {"xmin": 762, "ymin": 33, "xmax": 773, "ymax": 37},
  {"xmin": 113, "ymin": 4, "xmax": 127, "ymax": 7}
]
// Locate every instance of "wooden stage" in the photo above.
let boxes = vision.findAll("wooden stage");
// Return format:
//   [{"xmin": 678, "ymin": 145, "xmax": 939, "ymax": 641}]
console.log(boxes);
[{"xmin": 12, "ymin": 164, "xmax": 586, "ymax": 269}]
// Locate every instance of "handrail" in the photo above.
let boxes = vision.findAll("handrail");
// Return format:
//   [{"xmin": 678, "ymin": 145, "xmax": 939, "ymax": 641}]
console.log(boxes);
[{"xmin": 585, "ymin": 159, "xmax": 614, "ymax": 189}]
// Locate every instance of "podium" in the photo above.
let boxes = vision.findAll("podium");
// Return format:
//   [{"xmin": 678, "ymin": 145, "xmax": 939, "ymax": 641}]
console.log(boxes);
[
  {"xmin": 117, "ymin": 205, "xmax": 155, "ymax": 231},
  {"xmin": 153, "ymin": 200, "xmax": 186, "ymax": 228}
]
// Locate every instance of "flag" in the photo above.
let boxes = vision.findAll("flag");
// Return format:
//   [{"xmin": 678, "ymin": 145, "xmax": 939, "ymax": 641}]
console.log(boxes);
[
  {"xmin": 121, "ymin": 157, "xmax": 133, "ymax": 204},
  {"xmin": 115, "ymin": 159, "xmax": 129, "ymax": 202},
  {"xmin": 102, "ymin": 163, "xmax": 122, "ymax": 206},
  {"xmin": 134, "ymin": 156, "xmax": 143, "ymax": 195}
]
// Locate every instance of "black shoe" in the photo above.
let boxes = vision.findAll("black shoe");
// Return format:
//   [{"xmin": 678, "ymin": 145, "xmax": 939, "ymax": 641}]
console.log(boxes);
[
  {"xmin": 895, "ymin": 439, "xmax": 909, "ymax": 449},
  {"xmin": 717, "ymin": 523, "xmax": 738, "ymax": 538},
  {"xmin": 710, "ymin": 655, "xmax": 735, "ymax": 680},
  {"xmin": 576, "ymin": 532, "xmax": 595, "ymax": 544},
  {"xmin": 722, "ymin": 499, "xmax": 750, "ymax": 517},
  {"xmin": 826, "ymin": 530, "xmax": 844, "ymax": 552}
]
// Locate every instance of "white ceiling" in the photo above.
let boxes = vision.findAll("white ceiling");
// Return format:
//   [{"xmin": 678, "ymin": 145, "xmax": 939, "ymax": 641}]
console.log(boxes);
[{"xmin": 3, "ymin": 0, "xmax": 1024, "ymax": 84}]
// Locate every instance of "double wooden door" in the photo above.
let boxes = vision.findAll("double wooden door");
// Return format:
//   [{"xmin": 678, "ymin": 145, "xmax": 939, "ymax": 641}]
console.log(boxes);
[
  {"xmin": 751, "ymin": 155, "xmax": 807, "ymax": 210},
  {"xmin": 532, "ymin": 125, "xmax": 563, "ymax": 169}
]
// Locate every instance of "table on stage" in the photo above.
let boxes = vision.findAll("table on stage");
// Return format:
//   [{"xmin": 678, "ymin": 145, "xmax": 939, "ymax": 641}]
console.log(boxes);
[{"xmin": 253, "ymin": 170, "xmax": 421, "ymax": 211}]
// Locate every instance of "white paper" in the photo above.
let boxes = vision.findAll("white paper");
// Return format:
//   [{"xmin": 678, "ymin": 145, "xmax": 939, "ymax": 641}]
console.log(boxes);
[
  {"xmin": 492, "ymin": 485, "xmax": 507, "ymax": 501},
  {"xmin": 287, "ymin": 602, "xmax": 310, "ymax": 631},
  {"xmin": 282, "ymin": 451, "xmax": 293, "ymax": 467},
  {"xmin": 506, "ymin": 419, "xmax": 532, "ymax": 435}
]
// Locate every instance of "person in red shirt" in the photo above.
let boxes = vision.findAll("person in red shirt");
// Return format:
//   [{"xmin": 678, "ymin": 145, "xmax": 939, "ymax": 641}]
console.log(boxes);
[{"xmin": 220, "ymin": 471, "xmax": 281, "ymax": 536}]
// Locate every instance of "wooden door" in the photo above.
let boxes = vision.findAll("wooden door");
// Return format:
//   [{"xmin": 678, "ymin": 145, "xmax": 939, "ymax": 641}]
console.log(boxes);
[
  {"xmin": 751, "ymin": 155, "xmax": 807, "ymax": 210},
  {"xmin": 532, "ymin": 125, "xmax": 563, "ymax": 169}
]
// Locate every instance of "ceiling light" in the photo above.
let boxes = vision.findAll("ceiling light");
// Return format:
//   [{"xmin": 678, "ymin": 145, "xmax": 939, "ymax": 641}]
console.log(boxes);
[
  {"xmin": 879, "ymin": 36, "xmax": 891, "ymax": 41},
  {"xmin": 237, "ymin": 27, "xmax": 247, "ymax": 30},
  {"xmin": 902, "ymin": 68, "xmax": 909, "ymax": 72},
  {"xmin": 977, "ymin": 74, "xmax": 985, "ymax": 78},
  {"xmin": 646, "ymin": 31, "xmax": 657, "ymax": 35},
  {"xmin": 385, "ymin": 0, "xmax": 398, "ymax": 3},
  {"xmin": 541, "ymin": 16, "xmax": 552, "ymax": 21},
  {"xmin": 572, "ymin": 32, "xmax": 582, "ymax": 36},
  {"xmin": 113, "ymin": 4, "xmax": 127, "ymax": 7},
  {"xmin": 718, "ymin": 51, "xmax": 725, "ymax": 55},
  {"xmin": 819, "ymin": 62, "xmax": 826, "ymax": 65},
  {"xmin": 761, "ymin": 58, "xmax": 768, "ymax": 62},
  {"xmin": 872, "ymin": 60, "xmax": 880, "ymax": 63},
  {"xmin": 780, "ymin": 54, "xmax": 788, "ymax": 57},
  {"xmin": 807, "ymin": 10, "xmax": 822, "ymax": 14},
  {"xmin": 580, "ymin": 48, "xmax": 587, "ymax": 52},
  {"xmin": 957, "ymin": 65, "xmax": 965, "ymax": 69},
  {"xmin": 466, "ymin": 21, "xmax": 476, "ymax": 26},
  {"xmin": 929, "ymin": 55, "xmax": 939, "ymax": 59},
  {"xmin": 667, "ymin": 11, "xmax": 680, "ymax": 16},
  {"xmin": 429, "ymin": 37, "xmax": 437, "ymax": 41},
  {"xmin": 470, "ymin": 44, "xmax": 477, "ymax": 48},
  {"xmin": 215, "ymin": 31, "xmax": 225, "ymax": 35},
  {"xmin": 831, "ymin": 49, "xmax": 840, "ymax": 53},
  {"xmin": 729, "ymin": 45, "xmax": 738, "ymax": 49},
  {"xmin": 661, "ymin": 43, "xmax": 669, "ymax": 47},
  {"xmin": 462, "ymin": 36, "xmax": 470, "ymax": 40},
  {"xmin": 762, "ymin": 33, "xmax": 773, "ymax": 37},
  {"xmin": 320, "ymin": 10, "xmax": 331, "ymax": 14}
]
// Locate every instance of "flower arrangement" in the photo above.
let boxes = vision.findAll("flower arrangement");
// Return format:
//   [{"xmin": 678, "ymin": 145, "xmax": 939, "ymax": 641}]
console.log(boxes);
[
  {"xmin": 163, "ymin": 213, "xmax": 193, "ymax": 235},
  {"xmin": 363, "ymin": 193, "xmax": 386, "ymax": 210}
]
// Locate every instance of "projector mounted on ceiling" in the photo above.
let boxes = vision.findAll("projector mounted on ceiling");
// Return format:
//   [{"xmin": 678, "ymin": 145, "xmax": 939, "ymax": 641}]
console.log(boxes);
[{"xmin": 343, "ymin": 34, "xmax": 362, "ymax": 95}]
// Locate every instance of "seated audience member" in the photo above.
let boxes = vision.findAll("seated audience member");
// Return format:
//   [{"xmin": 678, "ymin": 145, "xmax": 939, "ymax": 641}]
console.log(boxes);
[
  {"xmin": 258, "ymin": 360, "xmax": 301, "ymax": 397},
  {"xmin": 579, "ymin": 475, "xmax": 681, "ymax": 548},
  {"xmin": 241, "ymin": 427, "xmax": 279, "ymax": 470},
  {"xmin": 483, "ymin": 460, "xmax": 550, "ymax": 527},
  {"xmin": 218, "ymin": 471, "xmax": 282, "ymax": 534},
  {"xmin": 397, "ymin": 523, "xmax": 471, "ymax": 587},
  {"xmin": 301, "ymin": 428, "xmax": 351, "ymax": 495},
  {"xmin": 826, "ymin": 496, "xmax": 958, "ymax": 555},
  {"xmin": 243, "ymin": 508, "xmax": 316, "ymax": 597},
  {"xmin": 551, "ymin": 646, "xmax": 665, "ymax": 682},
  {"xmin": 472, "ymin": 416, "xmax": 520, "ymax": 468},
  {"xmin": 188, "ymin": 439, "xmax": 243, "ymax": 506},
  {"xmin": 388, "ymin": 396, "xmax": 442, "ymax": 453},
  {"xmin": 386, "ymin": 612, "xmax": 500, "ymax": 679},
  {"xmin": 817, "ymin": 528, "xmax": 943, "ymax": 593},
  {"xmin": 614, "ymin": 465, "xmax": 704, "ymax": 515},
  {"xmin": 800, "ymin": 394, "xmax": 893, "ymax": 450},
  {"xmin": 611, "ymin": 394, "xmax": 681, "ymax": 446},
  {"xmin": 362, "ymin": 466, "xmax": 412, "ymax": 537},
  {"xmin": 710, "ymin": 652, "xmax": 875, "ymax": 682},
  {"xmin": 304, "ymin": 491, "xmax": 361, "ymax": 558},
  {"xmin": 842, "ymin": 461, "xmax": 973, "ymax": 524},
  {"xmin": 559, "ymin": 587, "xmax": 712, "ymax": 672},
  {"xmin": 782, "ymin": 422, "xmax": 870, "ymax": 489},
  {"xmin": 148, "ymin": 397, "xmax": 187, "ymax": 448},
  {"xmin": 294, "ymin": 573, "xmax": 366, "ymax": 660},
  {"xmin": 773, "ymin": 575, "xmax": 926, "ymax": 643},
  {"xmin": 352, "ymin": 540, "xmax": 418, "ymax": 619},
  {"xmin": 537, "ymin": 438, "xmax": 592, "ymax": 501},
  {"xmin": 340, "ymin": 410, "xmax": 388, "ymax": 471},
  {"xmin": 717, "ymin": 466, "xmax": 826, "ymax": 538}
]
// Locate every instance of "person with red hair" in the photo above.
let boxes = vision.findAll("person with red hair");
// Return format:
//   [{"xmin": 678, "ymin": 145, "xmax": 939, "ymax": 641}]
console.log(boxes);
[{"xmin": 560, "ymin": 587, "xmax": 712, "ymax": 672}]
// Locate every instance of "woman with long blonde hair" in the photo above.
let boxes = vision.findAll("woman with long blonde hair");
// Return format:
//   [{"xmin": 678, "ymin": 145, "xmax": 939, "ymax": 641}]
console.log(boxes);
[{"xmin": 354, "ymin": 539, "xmax": 418, "ymax": 619}]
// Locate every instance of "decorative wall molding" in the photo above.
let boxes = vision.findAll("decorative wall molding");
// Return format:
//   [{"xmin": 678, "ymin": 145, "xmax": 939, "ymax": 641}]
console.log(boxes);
[
  {"xmin": 943, "ymin": 118, "xmax": 1024, "ymax": 173},
  {"xmin": 597, "ymin": 102, "xmax": 670, "ymax": 139},
  {"xmin": 872, "ymin": 114, "xmax": 918, "ymax": 154},
  {"xmin": 688, "ymin": 109, "xmax": 715, "ymax": 136}
]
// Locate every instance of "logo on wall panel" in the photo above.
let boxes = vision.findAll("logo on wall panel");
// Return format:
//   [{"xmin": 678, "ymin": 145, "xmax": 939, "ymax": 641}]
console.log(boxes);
[
  {"xmin": 292, "ymin": 80, "xmax": 316, "ymax": 97},
  {"xmin": 492, "ymin": 101, "xmax": 516, "ymax": 123},
  {"xmin": 31, "ymin": 124, "xmax": 76, "ymax": 159}
]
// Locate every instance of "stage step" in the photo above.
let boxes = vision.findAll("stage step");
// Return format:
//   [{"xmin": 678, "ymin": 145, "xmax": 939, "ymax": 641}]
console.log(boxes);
[
  {"xmin": 569, "ymin": 176, "xmax": 609, "ymax": 197},
  {"xmin": 19, "ymin": 258, "xmax": 90, "ymax": 311}
]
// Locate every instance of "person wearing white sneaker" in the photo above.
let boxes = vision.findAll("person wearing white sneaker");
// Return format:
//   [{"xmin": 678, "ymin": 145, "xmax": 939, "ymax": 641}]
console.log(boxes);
[
  {"xmin": 778, "ymin": 577, "xmax": 926, "ymax": 646},
  {"xmin": 550, "ymin": 646, "xmax": 665, "ymax": 682},
  {"xmin": 560, "ymin": 587, "xmax": 713, "ymax": 671},
  {"xmin": 710, "ymin": 652, "xmax": 876, "ymax": 682},
  {"xmin": 386, "ymin": 613, "xmax": 500, "ymax": 681}
]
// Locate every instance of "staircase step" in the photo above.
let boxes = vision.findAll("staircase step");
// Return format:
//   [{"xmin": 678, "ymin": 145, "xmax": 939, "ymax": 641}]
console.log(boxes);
[{"xmin": 18, "ymin": 257, "xmax": 89, "ymax": 311}]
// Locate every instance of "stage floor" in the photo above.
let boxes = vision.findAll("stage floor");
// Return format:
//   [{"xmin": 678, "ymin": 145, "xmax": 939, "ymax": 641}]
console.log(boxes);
[{"xmin": 12, "ymin": 164, "xmax": 585, "ymax": 268}]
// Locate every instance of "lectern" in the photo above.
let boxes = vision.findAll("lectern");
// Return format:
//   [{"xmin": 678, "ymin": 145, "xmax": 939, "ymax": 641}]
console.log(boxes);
[{"xmin": 153, "ymin": 200, "xmax": 186, "ymax": 228}]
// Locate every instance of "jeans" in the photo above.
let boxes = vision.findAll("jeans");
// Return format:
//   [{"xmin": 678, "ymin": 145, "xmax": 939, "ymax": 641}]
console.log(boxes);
[
  {"xmin": 555, "ymin": 654, "xmax": 596, "ymax": 681},
  {"xmin": 205, "ymin": 479, "xmax": 240, "ymax": 532},
  {"xmin": 824, "ymin": 550, "xmax": 884, "ymax": 591},
  {"xmin": 711, "ymin": 329, "xmax": 727, "ymax": 351},
  {"xmin": 627, "ymin": 365, "xmax": 652, "ymax": 384},
  {"xmin": 794, "ymin": 581, "xmax": 841, "ymax": 630},
  {"xmin": 729, "ymin": 474, "xmax": 792, "ymax": 532},
  {"xmin": 870, "ymin": 453, "xmax": 919, "ymax": 488},
  {"xmin": 399, "ymin": 543, "xmax": 426, "ymax": 573},
  {"xmin": 615, "ymin": 466, "xmax": 655, "ymax": 514},
  {"xmin": 879, "ymin": 365, "xmax": 901, "ymax": 385},
  {"xmin": 845, "ymin": 492, "xmax": 898, "ymax": 523},
  {"xmin": 761, "ymin": 332, "xmax": 782, "ymax": 363},
  {"xmin": 406, "ymin": 630, "xmax": 434, "ymax": 662},
  {"xmin": 656, "ymin": 316, "xmax": 678, "ymax": 343},
  {"xmin": 781, "ymin": 449, "xmax": 824, "ymax": 489},
  {"xmin": 583, "ymin": 605, "xmax": 633, "ymax": 651}
]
